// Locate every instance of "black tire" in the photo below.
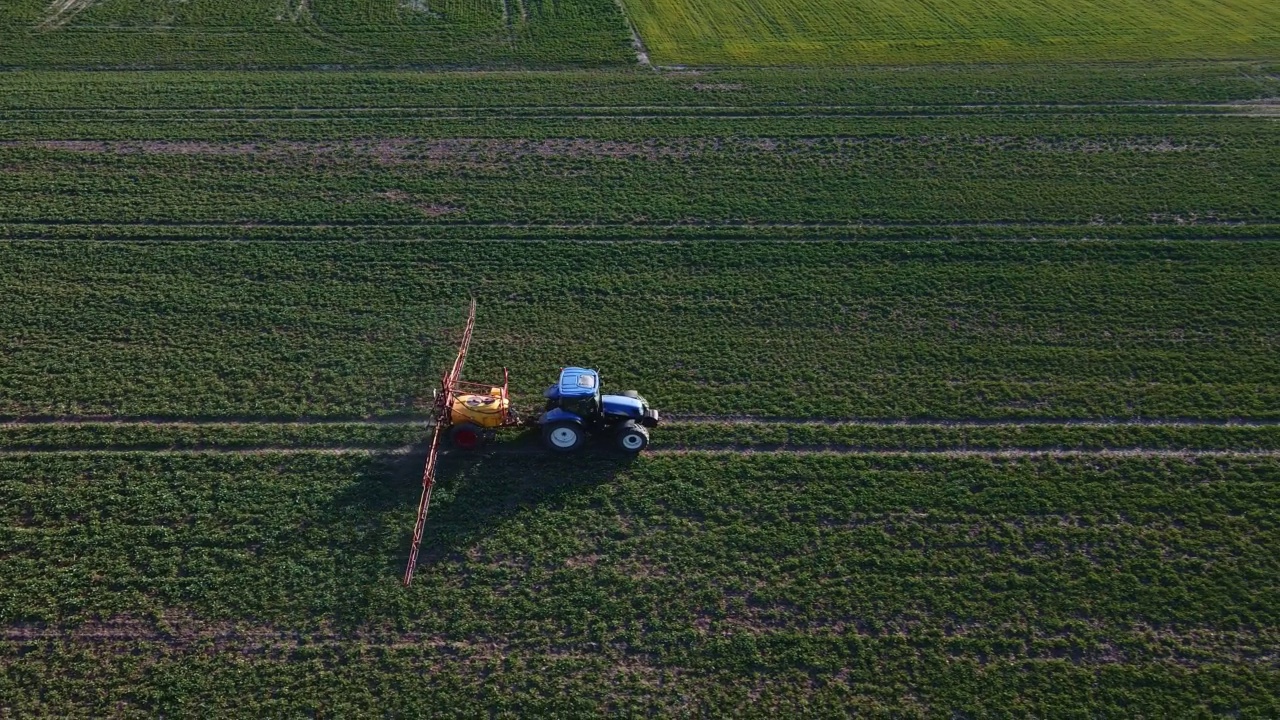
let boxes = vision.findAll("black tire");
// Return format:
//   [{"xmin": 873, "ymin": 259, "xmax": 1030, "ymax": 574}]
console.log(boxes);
[
  {"xmin": 614, "ymin": 421, "xmax": 650, "ymax": 453},
  {"xmin": 622, "ymin": 390, "xmax": 641, "ymax": 399},
  {"xmin": 448, "ymin": 422, "xmax": 486, "ymax": 451},
  {"xmin": 542, "ymin": 421, "xmax": 585, "ymax": 453}
]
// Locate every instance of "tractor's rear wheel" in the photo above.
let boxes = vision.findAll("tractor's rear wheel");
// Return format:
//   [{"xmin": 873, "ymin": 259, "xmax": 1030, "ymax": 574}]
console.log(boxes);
[
  {"xmin": 449, "ymin": 422, "xmax": 485, "ymax": 451},
  {"xmin": 615, "ymin": 421, "xmax": 649, "ymax": 453},
  {"xmin": 543, "ymin": 422, "xmax": 585, "ymax": 453}
]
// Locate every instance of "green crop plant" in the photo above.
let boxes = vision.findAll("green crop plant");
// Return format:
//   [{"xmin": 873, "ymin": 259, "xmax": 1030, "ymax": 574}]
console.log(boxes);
[
  {"xmin": 1, "ymin": 67, "xmax": 1275, "ymax": 242},
  {"xmin": 0, "ymin": 422, "xmax": 426, "ymax": 451},
  {"xmin": 1, "ymin": 112, "xmax": 1275, "ymax": 236},
  {"xmin": 1, "ymin": 45, "xmax": 1278, "ymax": 720},
  {"xmin": 1, "ymin": 241, "xmax": 1277, "ymax": 420},
  {"xmin": 1, "ymin": 451, "xmax": 1276, "ymax": 714},
  {"xmin": 4, "ymin": 420, "xmax": 1278, "ymax": 453},
  {"xmin": 622, "ymin": 0, "xmax": 1280, "ymax": 65},
  {"xmin": 0, "ymin": 0, "xmax": 632, "ymax": 69}
]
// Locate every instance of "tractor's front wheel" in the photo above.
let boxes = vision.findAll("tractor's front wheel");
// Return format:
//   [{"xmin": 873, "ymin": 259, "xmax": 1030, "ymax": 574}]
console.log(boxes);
[
  {"xmin": 543, "ymin": 422, "xmax": 585, "ymax": 453},
  {"xmin": 615, "ymin": 421, "xmax": 650, "ymax": 453},
  {"xmin": 449, "ymin": 422, "xmax": 486, "ymax": 451}
]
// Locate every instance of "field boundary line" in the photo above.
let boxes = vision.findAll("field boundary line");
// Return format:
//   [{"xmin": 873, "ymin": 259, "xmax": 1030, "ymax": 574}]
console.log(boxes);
[{"xmin": 609, "ymin": 0, "xmax": 652, "ymax": 67}]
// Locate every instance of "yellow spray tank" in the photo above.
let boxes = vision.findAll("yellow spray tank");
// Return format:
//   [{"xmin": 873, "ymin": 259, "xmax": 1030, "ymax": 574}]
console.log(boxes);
[{"xmin": 449, "ymin": 387, "xmax": 511, "ymax": 429}]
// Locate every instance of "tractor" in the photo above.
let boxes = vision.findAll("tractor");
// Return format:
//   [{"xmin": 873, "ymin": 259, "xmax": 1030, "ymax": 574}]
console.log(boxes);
[
  {"xmin": 403, "ymin": 302, "xmax": 661, "ymax": 585},
  {"xmin": 538, "ymin": 367, "xmax": 660, "ymax": 453}
]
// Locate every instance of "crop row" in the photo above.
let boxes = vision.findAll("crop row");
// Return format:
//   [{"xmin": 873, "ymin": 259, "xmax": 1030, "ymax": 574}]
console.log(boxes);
[
  {"xmin": 1, "ymin": 451, "xmax": 1276, "ymax": 714},
  {"xmin": 1, "ymin": 241, "xmax": 1277, "ymax": 420},
  {"xmin": 8, "ymin": 222, "xmax": 1280, "ymax": 243},
  {"xmin": 3, "ymin": 421, "xmax": 1279, "ymax": 452},
  {"xmin": 659, "ymin": 422, "xmax": 1280, "ymax": 452},
  {"xmin": 7, "ymin": 451, "xmax": 1274, "ymax": 625},
  {"xmin": 0, "ymin": 422, "xmax": 426, "ymax": 451},
  {"xmin": 4, "ymin": 64, "xmax": 1278, "ymax": 110}
]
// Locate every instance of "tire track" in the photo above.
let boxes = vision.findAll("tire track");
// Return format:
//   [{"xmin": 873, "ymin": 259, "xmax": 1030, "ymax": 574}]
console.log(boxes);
[
  {"xmin": 1, "ymin": 613, "xmax": 1271, "ymax": 668},
  {"xmin": 36, "ymin": 0, "xmax": 99, "ymax": 30},
  {"xmin": 0, "ymin": 446, "xmax": 417, "ymax": 456},
  {"xmin": 2, "ymin": 446, "xmax": 1277, "ymax": 459},
  {"xmin": 4, "ymin": 416, "xmax": 1279, "ymax": 428},
  {"xmin": 4, "ymin": 219, "xmax": 1267, "ymax": 229},
  {"xmin": 0, "ymin": 102, "xmax": 1258, "ymax": 113},
  {"xmin": 3, "ymin": 416, "xmax": 1276, "ymax": 457},
  {"xmin": 654, "ymin": 447, "xmax": 1280, "ymax": 459},
  {"xmin": 666, "ymin": 415, "xmax": 1280, "ymax": 428}
]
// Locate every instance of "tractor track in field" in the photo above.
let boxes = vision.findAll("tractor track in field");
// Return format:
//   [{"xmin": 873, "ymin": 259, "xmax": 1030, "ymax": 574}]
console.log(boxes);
[
  {"xmin": 3, "ymin": 613, "xmax": 1271, "ymax": 668},
  {"xmin": 3, "ymin": 417, "xmax": 1276, "ymax": 457},
  {"xmin": 3, "ymin": 416, "xmax": 1279, "ymax": 428},
  {"xmin": 0, "ymin": 109, "xmax": 1264, "ymax": 124},
  {"xmin": 0, "ymin": 112, "xmax": 1259, "ymax": 124},
  {"xmin": 5, "ymin": 218, "xmax": 1270, "ymax": 229},
  {"xmin": 2, "ymin": 445, "xmax": 1278, "ymax": 459},
  {"xmin": 0, "ymin": 101, "xmax": 1263, "ymax": 115},
  {"xmin": 652, "ymin": 447, "xmax": 1280, "ymax": 459},
  {"xmin": 0, "ymin": 416, "xmax": 432, "ymax": 426},
  {"xmin": 0, "ymin": 445, "xmax": 418, "ymax": 456},
  {"xmin": 665, "ymin": 415, "xmax": 1280, "ymax": 427}
]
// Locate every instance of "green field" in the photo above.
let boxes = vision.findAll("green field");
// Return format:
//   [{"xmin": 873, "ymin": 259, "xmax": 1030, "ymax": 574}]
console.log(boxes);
[
  {"xmin": 1, "ymin": 68, "xmax": 1277, "ymax": 241},
  {"xmin": 0, "ymin": 0, "xmax": 631, "ymax": 68},
  {"xmin": 6, "ymin": 419, "xmax": 1280, "ymax": 453},
  {"xmin": 623, "ymin": 0, "xmax": 1280, "ymax": 65},
  {"xmin": 3, "ymin": 450, "xmax": 1278, "ymax": 714},
  {"xmin": 2, "ymin": 0, "xmax": 1280, "ymax": 709},
  {"xmin": 3, "ymin": 241, "xmax": 1279, "ymax": 420}
]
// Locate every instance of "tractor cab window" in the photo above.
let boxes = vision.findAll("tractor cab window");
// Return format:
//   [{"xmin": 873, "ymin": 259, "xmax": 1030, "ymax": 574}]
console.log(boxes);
[{"xmin": 561, "ymin": 394, "xmax": 598, "ymax": 417}]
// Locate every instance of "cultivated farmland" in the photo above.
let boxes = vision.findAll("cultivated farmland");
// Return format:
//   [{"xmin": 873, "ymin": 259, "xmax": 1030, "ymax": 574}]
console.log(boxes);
[
  {"xmin": 1, "ymin": 67, "xmax": 1277, "ymax": 241},
  {"xmin": 1, "ymin": 1, "xmax": 1279, "ymax": 716},
  {"xmin": 0, "ymin": 0, "xmax": 631, "ymax": 68},
  {"xmin": 2, "ymin": 450, "xmax": 1278, "ymax": 714},
  {"xmin": 622, "ymin": 0, "xmax": 1280, "ymax": 65},
  {"xmin": 3, "ymin": 241, "xmax": 1280, "ymax": 420}
]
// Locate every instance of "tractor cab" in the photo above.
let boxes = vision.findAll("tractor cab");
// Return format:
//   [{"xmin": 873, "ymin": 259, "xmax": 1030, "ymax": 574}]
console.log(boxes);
[
  {"xmin": 539, "ymin": 367, "xmax": 659, "ymax": 453},
  {"xmin": 546, "ymin": 366, "xmax": 601, "ymax": 417}
]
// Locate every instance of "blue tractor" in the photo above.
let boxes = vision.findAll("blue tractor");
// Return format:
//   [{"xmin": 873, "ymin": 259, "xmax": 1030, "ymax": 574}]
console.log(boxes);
[{"xmin": 538, "ymin": 367, "xmax": 660, "ymax": 453}]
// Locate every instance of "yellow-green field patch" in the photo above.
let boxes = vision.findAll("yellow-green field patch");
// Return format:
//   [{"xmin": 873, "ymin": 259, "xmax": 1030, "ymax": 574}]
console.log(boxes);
[{"xmin": 622, "ymin": 0, "xmax": 1280, "ymax": 65}]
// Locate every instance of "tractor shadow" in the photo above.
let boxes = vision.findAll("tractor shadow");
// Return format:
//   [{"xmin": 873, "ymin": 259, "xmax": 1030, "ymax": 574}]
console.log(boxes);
[
  {"xmin": 327, "ymin": 429, "xmax": 637, "ymax": 608},
  {"xmin": 411, "ymin": 430, "xmax": 637, "ymax": 566}
]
